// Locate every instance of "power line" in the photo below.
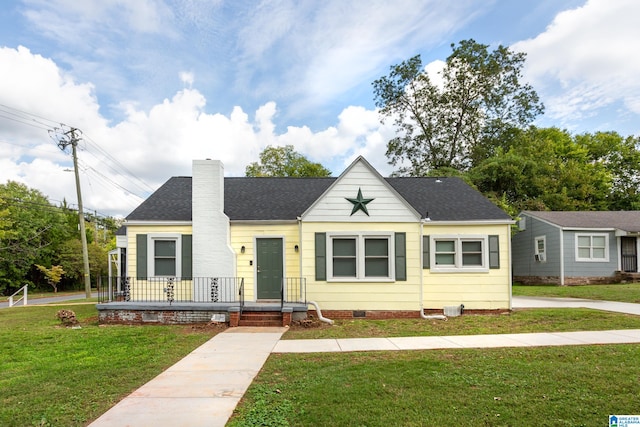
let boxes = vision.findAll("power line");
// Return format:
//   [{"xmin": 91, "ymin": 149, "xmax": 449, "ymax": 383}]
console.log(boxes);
[
  {"xmin": 0, "ymin": 112, "xmax": 51, "ymax": 131},
  {"xmin": 0, "ymin": 103, "xmax": 156, "ymax": 205},
  {"xmin": 81, "ymin": 133, "xmax": 155, "ymax": 194}
]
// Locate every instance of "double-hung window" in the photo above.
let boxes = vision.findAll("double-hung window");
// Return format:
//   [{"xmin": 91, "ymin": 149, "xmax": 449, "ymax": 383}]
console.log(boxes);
[
  {"xmin": 534, "ymin": 236, "xmax": 546, "ymax": 262},
  {"xmin": 575, "ymin": 234, "xmax": 609, "ymax": 262},
  {"xmin": 147, "ymin": 234, "xmax": 182, "ymax": 277},
  {"xmin": 328, "ymin": 233, "xmax": 393, "ymax": 281},
  {"xmin": 154, "ymin": 240, "xmax": 177, "ymax": 276},
  {"xmin": 430, "ymin": 236, "xmax": 488, "ymax": 272}
]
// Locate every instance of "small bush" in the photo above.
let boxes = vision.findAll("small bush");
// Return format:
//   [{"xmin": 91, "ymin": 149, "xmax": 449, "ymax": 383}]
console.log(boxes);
[{"xmin": 56, "ymin": 309, "xmax": 78, "ymax": 327}]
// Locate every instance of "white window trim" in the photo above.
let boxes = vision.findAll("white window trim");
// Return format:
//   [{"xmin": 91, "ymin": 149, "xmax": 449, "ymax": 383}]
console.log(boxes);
[
  {"xmin": 326, "ymin": 231, "xmax": 395, "ymax": 282},
  {"xmin": 430, "ymin": 235, "xmax": 489, "ymax": 273},
  {"xmin": 575, "ymin": 233, "xmax": 609, "ymax": 262},
  {"xmin": 534, "ymin": 235, "xmax": 547, "ymax": 262},
  {"xmin": 147, "ymin": 234, "xmax": 182, "ymax": 277}
]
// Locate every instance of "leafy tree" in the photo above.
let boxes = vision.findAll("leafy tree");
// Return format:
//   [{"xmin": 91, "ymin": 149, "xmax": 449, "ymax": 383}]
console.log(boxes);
[
  {"xmin": 35, "ymin": 264, "xmax": 65, "ymax": 293},
  {"xmin": 246, "ymin": 145, "xmax": 332, "ymax": 177},
  {"xmin": 0, "ymin": 182, "xmax": 68, "ymax": 294},
  {"xmin": 373, "ymin": 39, "xmax": 544, "ymax": 175},
  {"xmin": 576, "ymin": 132, "xmax": 640, "ymax": 210},
  {"xmin": 469, "ymin": 127, "xmax": 617, "ymax": 213},
  {"xmin": 57, "ymin": 239, "xmax": 108, "ymax": 290}
]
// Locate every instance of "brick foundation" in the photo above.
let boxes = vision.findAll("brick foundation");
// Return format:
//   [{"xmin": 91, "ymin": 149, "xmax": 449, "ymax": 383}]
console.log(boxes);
[
  {"xmin": 98, "ymin": 309, "xmax": 228, "ymax": 325},
  {"xmin": 307, "ymin": 309, "xmax": 508, "ymax": 320}
]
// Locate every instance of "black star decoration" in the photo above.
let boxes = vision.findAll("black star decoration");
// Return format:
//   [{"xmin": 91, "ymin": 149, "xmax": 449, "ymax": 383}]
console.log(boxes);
[{"xmin": 346, "ymin": 188, "xmax": 374, "ymax": 216}]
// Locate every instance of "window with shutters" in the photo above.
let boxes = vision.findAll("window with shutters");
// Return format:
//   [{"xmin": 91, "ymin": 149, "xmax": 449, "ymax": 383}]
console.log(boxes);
[
  {"xmin": 430, "ymin": 235, "xmax": 489, "ymax": 272},
  {"xmin": 148, "ymin": 234, "xmax": 183, "ymax": 277},
  {"xmin": 327, "ymin": 232, "xmax": 394, "ymax": 281}
]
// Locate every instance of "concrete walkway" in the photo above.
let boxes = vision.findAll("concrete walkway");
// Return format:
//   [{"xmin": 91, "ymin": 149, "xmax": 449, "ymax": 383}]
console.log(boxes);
[
  {"xmin": 88, "ymin": 297, "xmax": 640, "ymax": 427},
  {"xmin": 513, "ymin": 295, "xmax": 640, "ymax": 316},
  {"xmin": 89, "ymin": 327, "xmax": 287, "ymax": 427}
]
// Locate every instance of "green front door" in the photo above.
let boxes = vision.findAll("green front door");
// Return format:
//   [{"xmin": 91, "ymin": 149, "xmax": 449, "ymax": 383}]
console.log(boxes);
[{"xmin": 256, "ymin": 238, "xmax": 283, "ymax": 300}]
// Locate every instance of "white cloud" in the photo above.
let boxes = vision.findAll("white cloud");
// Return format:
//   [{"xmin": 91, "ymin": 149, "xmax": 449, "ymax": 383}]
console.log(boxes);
[
  {"xmin": 424, "ymin": 60, "xmax": 446, "ymax": 90},
  {"xmin": 0, "ymin": 46, "xmax": 394, "ymax": 216},
  {"xmin": 179, "ymin": 71, "xmax": 195, "ymax": 88},
  {"xmin": 513, "ymin": 0, "xmax": 640, "ymax": 124},
  {"xmin": 22, "ymin": 0, "xmax": 175, "ymax": 43},
  {"xmin": 235, "ymin": 0, "xmax": 480, "ymax": 112}
]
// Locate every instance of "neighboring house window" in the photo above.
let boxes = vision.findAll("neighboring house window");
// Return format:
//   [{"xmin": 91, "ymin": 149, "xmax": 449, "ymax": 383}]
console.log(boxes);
[
  {"xmin": 327, "ymin": 232, "xmax": 394, "ymax": 281},
  {"xmin": 534, "ymin": 236, "xmax": 546, "ymax": 262},
  {"xmin": 430, "ymin": 236, "xmax": 489, "ymax": 272},
  {"xmin": 575, "ymin": 234, "xmax": 609, "ymax": 262}
]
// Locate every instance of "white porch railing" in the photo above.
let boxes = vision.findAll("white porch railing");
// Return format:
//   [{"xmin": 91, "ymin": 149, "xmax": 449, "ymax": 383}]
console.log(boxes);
[{"xmin": 8, "ymin": 285, "xmax": 28, "ymax": 307}]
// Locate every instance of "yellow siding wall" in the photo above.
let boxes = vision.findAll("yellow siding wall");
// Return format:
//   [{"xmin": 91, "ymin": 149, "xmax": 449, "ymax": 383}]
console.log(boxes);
[
  {"xmin": 423, "ymin": 223, "xmax": 511, "ymax": 310},
  {"xmin": 127, "ymin": 221, "xmax": 511, "ymax": 310},
  {"xmin": 126, "ymin": 224, "xmax": 193, "ymax": 278},
  {"xmin": 230, "ymin": 223, "xmax": 300, "ymax": 301},
  {"xmin": 126, "ymin": 224, "xmax": 194, "ymax": 301},
  {"xmin": 301, "ymin": 222, "xmax": 423, "ymax": 311}
]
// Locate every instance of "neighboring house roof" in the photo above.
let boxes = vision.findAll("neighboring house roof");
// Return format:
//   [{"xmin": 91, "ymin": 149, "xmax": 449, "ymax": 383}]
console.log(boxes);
[
  {"xmin": 523, "ymin": 210, "xmax": 640, "ymax": 233},
  {"xmin": 127, "ymin": 176, "xmax": 511, "ymax": 222}
]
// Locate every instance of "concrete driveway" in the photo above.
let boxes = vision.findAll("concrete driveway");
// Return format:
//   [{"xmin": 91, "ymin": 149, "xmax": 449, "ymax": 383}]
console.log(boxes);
[{"xmin": 512, "ymin": 296, "xmax": 640, "ymax": 316}]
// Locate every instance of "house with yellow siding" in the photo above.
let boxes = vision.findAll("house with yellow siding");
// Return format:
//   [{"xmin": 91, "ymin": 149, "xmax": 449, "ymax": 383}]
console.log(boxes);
[{"xmin": 101, "ymin": 157, "xmax": 513, "ymax": 325}]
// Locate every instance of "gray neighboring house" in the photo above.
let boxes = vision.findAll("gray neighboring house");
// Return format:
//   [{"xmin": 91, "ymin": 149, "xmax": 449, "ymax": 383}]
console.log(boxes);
[{"xmin": 512, "ymin": 211, "xmax": 640, "ymax": 285}]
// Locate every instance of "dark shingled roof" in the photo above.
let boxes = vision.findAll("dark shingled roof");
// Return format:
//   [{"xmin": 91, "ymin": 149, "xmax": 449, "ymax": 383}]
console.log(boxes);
[
  {"xmin": 524, "ymin": 210, "xmax": 640, "ymax": 233},
  {"xmin": 126, "ymin": 176, "xmax": 511, "ymax": 222}
]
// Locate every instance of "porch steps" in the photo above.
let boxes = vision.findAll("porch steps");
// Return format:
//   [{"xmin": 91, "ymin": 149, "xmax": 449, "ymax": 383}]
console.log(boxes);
[{"xmin": 238, "ymin": 311, "xmax": 283, "ymax": 327}]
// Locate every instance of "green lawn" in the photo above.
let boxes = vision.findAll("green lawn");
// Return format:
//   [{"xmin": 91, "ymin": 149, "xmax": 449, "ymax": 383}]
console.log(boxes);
[
  {"xmin": 283, "ymin": 308, "xmax": 640, "ymax": 340},
  {"xmin": 229, "ymin": 345, "xmax": 640, "ymax": 426},
  {"xmin": 3, "ymin": 295, "xmax": 640, "ymax": 426},
  {"xmin": 0, "ymin": 304, "xmax": 221, "ymax": 427},
  {"xmin": 513, "ymin": 283, "xmax": 640, "ymax": 303}
]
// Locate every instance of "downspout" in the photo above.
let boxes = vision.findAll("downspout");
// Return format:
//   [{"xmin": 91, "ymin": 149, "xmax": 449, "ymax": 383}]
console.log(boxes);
[
  {"xmin": 308, "ymin": 300, "xmax": 334, "ymax": 325},
  {"xmin": 419, "ymin": 219, "xmax": 447, "ymax": 321},
  {"xmin": 299, "ymin": 217, "xmax": 333, "ymax": 325},
  {"xmin": 508, "ymin": 223, "xmax": 513, "ymax": 310},
  {"xmin": 559, "ymin": 227, "xmax": 565, "ymax": 286},
  {"xmin": 297, "ymin": 217, "xmax": 303, "ymax": 274}
]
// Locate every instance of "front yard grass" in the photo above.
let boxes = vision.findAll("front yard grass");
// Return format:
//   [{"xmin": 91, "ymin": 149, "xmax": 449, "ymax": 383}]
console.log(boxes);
[
  {"xmin": 513, "ymin": 282, "xmax": 640, "ymax": 303},
  {"xmin": 283, "ymin": 308, "xmax": 640, "ymax": 340},
  {"xmin": 0, "ymin": 304, "xmax": 222, "ymax": 427},
  {"xmin": 230, "ymin": 344, "xmax": 640, "ymax": 426}
]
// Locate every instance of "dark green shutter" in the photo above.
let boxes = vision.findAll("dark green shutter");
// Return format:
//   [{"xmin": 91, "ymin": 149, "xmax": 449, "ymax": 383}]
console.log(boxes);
[
  {"xmin": 315, "ymin": 232, "xmax": 326, "ymax": 281},
  {"xmin": 489, "ymin": 235, "xmax": 500, "ymax": 269},
  {"xmin": 395, "ymin": 232, "xmax": 406, "ymax": 281},
  {"xmin": 422, "ymin": 235, "xmax": 430, "ymax": 269},
  {"xmin": 136, "ymin": 234, "xmax": 147, "ymax": 279},
  {"xmin": 181, "ymin": 234, "xmax": 192, "ymax": 279}
]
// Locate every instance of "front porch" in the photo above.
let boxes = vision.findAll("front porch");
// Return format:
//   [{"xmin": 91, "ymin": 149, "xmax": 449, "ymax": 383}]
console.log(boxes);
[{"xmin": 96, "ymin": 276, "xmax": 308, "ymax": 326}]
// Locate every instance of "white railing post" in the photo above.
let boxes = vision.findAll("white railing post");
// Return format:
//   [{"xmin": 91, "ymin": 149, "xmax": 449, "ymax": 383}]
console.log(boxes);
[{"xmin": 8, "ymin": 285, "xmax": 28, "ymax": 307}]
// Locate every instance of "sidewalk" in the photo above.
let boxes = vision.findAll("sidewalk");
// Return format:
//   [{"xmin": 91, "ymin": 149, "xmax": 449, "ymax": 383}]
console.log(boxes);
[{"xmin": 273, "ymin": 329, "xmax": 640, "ymax": 353}]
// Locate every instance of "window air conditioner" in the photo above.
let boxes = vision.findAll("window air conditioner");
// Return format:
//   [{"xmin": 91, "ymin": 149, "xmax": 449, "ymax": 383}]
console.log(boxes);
[{"xmin": 535, "ymin": 253, "xmax": 546, "ymax": 262}]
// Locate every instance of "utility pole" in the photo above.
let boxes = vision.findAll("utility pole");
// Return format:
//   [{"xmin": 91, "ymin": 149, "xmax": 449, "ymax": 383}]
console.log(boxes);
[{"xmin": 51, "ymin": 126, "xmax": 92, "ymax": 298}]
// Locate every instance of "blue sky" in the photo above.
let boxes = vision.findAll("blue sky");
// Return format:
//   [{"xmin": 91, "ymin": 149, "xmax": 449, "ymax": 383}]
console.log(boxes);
[{"xmin": 0, "ymin": 0, "xmax": 639, "ymax": 217}]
